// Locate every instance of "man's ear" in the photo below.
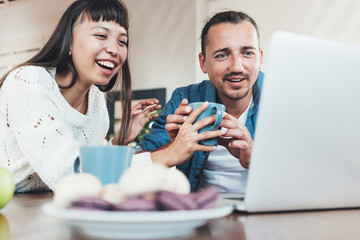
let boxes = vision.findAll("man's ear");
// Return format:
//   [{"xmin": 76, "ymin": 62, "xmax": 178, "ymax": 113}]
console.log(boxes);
[
  {"xmin": 259, "ymin": 48, "xmax": 264, "ymax": 69},
  {"xmin": 198, "ymin": 52, "xmax": 207, "ymax": 74}
]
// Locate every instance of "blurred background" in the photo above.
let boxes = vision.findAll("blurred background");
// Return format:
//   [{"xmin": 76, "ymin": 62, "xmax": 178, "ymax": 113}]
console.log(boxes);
[{"xmin": 1, "ymin": 0, "xmax": 360, "ymax": 99}]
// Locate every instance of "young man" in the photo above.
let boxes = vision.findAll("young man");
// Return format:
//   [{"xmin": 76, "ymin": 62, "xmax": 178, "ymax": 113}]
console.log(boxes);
[{"xmin": 137, "ymin": 11, "xmax": 264, "ymax": 193}]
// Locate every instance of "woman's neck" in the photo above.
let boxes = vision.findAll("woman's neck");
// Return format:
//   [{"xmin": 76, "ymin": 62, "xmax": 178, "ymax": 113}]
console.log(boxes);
[{"xmin": 55, "ymin": 72, "xmax": 91, "ymax": 114}]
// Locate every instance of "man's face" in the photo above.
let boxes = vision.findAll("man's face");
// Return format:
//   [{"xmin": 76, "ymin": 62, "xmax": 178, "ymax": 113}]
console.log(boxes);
[{"xmin": 199, "ymin": 21, "xmax": 263, "ymax": 102}]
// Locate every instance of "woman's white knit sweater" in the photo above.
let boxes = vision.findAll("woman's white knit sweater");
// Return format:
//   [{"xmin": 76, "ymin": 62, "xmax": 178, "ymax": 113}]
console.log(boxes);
[{"xmin": 0, "ymin": 66, "xmax": 109, "ymax": 192}]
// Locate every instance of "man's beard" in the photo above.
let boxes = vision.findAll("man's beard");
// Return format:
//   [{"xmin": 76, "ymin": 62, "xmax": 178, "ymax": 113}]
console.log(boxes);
[
  {"xmin": 221, "ymin": 72, "xmax": 251, "ymax": 100},
  {"xmin": 221, "ymin": 87, "xmax": 250, "ymax": 100}
]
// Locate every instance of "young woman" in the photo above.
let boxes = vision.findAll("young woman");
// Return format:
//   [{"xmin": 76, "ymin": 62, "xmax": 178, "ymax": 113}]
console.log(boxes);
[{"xmin": 0, "ymin": 0, "xmax": 160, "ymax": 192}]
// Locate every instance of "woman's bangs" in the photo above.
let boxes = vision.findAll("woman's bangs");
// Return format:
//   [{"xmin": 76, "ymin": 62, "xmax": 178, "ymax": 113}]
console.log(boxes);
[{"xmin": 82, "ymin": 0, "xmax": 128, "ymax": 29}]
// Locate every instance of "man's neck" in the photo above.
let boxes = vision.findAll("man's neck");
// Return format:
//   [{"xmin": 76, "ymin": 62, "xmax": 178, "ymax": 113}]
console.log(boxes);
[{"xmin": 217, "ymin": 90, "xmax": 252, "ymax": 119}]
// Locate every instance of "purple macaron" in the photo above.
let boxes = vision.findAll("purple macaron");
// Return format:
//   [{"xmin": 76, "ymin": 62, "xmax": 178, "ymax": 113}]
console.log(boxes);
[
  {"xmin": 192, "ymin": 186, "xmax": 219, "ymax": 209},
  {"xmin": 156, "ymin": 190, "xmax": 198, "ymax": 211},
  {"xmin": 114, "ymin": 196, "xmax": 158, "ymax": 211},
  {"xmin": 70, "ymin": 196, "xmax": 113, "ymax": 211}
]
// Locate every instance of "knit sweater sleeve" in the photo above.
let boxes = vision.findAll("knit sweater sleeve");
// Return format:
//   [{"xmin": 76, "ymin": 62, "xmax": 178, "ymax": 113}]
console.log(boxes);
[{"xmin": 4, "ymin": 67, "xmax": 84, "ymax": 190}]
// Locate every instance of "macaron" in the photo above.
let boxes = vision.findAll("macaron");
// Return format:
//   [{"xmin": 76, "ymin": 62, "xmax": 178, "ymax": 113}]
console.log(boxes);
[
  {"xmin": 114, "ymin": 196, "xmax": 157, "ymax": 211},
  {"xmin": 100, "ymin": 184, "xmax": 124, "ymax": 204},
  {"xmin": 54, "ymin": 173, "xmax": 102, "ymax": 208},
  {"xmin": 166, "ymin": 168, "xmax": 191, "ymax": 194},
  {"xmin": 192, "ymin": 186, "xmax": 219, "ymax": 209},
  {"xmin": 118, "ymin": 163, "xmax": 190, "ymax": 197},
  {"xmin": 70, "ymin": 196, "xmax": 113, "ymax": 211},
  {"xmin": 156, "ymin": 190, "xmax": 197, "ymax": 211}
]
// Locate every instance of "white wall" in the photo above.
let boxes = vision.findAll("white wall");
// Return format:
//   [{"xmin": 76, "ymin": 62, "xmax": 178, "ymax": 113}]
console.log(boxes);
[
  {"xmin": 0, "ymin": 0, "xmax": 74, "ymax": 77},
  {"xmin": 0, "ymin": 0, "xmax": 200, "ymax": 101},
  {"xmin": 123, "ymin": 0, "xmax": 198, "ymax": 99},
  {"xmin": 2, "ymin": 0, "xmax": 360, "ymax": 98},
  {"xmin": 208, "ymin": 0, "xmax": 360, "ymax": 72}
]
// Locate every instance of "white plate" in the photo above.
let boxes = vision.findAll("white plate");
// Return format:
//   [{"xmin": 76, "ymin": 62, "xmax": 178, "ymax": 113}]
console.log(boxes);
[{"xmin": 43, "ymin": 202, "xmax": 234, "ymax": 239}]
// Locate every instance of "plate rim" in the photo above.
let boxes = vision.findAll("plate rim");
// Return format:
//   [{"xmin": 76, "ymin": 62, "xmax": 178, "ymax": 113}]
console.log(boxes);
[{"xmin": 42, "ymin": 202, "xmax": 234, "ymax": 223}]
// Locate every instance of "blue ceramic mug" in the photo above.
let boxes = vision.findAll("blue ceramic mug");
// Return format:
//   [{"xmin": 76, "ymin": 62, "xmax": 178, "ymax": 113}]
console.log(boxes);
[
  {"xmin": 74, "ymin": 145, "xmax": 134, "ymax": 185},
  {"xmin": 188, "ymin": 102, "xmax": 226, "ymax": 146}
]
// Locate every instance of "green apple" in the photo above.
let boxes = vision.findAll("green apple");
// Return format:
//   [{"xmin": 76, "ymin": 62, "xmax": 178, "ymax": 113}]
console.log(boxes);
[{"xmin": 0, "ymin": 167, "xmax": 15, "ymax": 209}]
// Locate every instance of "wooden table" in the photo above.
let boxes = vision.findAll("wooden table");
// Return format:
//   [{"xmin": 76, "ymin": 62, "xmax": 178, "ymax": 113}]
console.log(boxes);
[{"xmin": 2, "ymin": 193, "xmax": 360, "ymax": 240}]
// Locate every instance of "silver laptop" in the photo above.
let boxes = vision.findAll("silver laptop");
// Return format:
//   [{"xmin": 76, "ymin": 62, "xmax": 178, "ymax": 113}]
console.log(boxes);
[{"xmin": 221, "ymin": 31, "xmax": 360, "ymax": 212}]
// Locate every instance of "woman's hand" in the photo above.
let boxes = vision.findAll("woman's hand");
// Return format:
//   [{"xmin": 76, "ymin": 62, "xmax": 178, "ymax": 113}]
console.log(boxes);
[
  {"xmin": 152, "ymin": 101, "xmax": 224, "ymax": 167},
  {"xmin": 165, "ymin": 98, "xmax": 192, "ymax": 142},
  {"xmin": 113, "ymin": 99, "xmax": 161, "ymax": 145},
  {"xmin": 127, "ymin": 99, "xmax": 161, "ymax": 144}
]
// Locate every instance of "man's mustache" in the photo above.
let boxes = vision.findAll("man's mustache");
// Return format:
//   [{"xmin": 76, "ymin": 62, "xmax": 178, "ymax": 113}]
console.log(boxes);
[{"xmin": 223, "ymin": 72, "xmax": 249, "ymax": 80}]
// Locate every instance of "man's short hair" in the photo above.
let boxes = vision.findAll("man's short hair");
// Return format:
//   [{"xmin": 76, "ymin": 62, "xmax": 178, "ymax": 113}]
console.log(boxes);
[{"xmin": 201, "ymin": 11, "xmax": 260, "ymax": 57}]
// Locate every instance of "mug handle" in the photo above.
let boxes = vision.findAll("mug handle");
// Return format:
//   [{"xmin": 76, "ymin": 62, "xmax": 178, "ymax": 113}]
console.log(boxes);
[
  {"xmin": 211, "ymin": 105, "xmax": 224, "ymax": 131},
  {"xmin": 73, "ymin": 156, "xmax": 80, "ymax": 173}
]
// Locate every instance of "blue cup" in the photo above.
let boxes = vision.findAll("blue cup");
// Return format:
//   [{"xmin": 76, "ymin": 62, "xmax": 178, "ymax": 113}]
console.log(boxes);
[
  {"xmin": 188, "ymin": 102, "xmax": 226, "ymax": 146},
  {"xmin": 74, "ymin": 146, "xmax": 134, "ymax": 185}
]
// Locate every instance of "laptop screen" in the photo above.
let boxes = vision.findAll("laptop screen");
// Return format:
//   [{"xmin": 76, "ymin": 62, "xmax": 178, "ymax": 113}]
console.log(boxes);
[{"xmin": 244, "ymin": 31, "xmax": 360, "ymax": 212}]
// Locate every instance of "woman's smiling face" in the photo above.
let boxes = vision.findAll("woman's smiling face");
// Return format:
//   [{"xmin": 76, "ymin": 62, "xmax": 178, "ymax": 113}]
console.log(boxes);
[{"xmin": 70, "ymin": 15, "xmax": 128, "ymax": 87}]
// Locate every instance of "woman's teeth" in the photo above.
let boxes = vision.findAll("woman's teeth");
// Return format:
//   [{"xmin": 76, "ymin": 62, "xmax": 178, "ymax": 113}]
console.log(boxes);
[{"xmin": 96, "ymin": 60, "xmax": 115, "ymax": 70}]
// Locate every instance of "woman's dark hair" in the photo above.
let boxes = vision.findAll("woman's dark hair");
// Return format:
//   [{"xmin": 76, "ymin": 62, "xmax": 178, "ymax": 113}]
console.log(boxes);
[
  {"xmin": 200, "ymin": 11, "xmax": 260, "ymax": 57},
  {"xmin": 0, "ymin": 0, "xmax": 132, "ymax": 145}
]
